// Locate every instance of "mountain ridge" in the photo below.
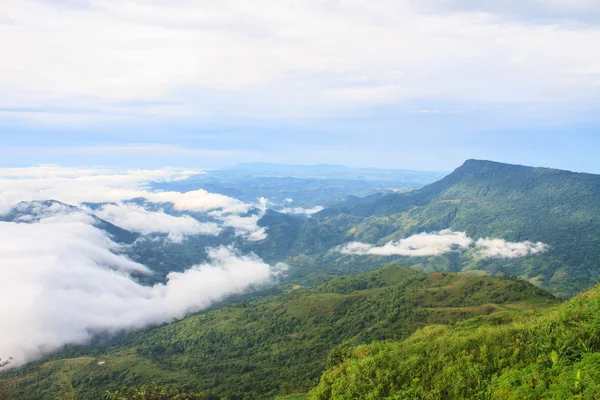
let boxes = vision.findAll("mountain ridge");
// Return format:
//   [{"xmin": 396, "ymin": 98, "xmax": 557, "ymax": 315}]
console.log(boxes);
[{"xmin": 249, "ymin": 159, "xmax": 600, "ymax": 297}]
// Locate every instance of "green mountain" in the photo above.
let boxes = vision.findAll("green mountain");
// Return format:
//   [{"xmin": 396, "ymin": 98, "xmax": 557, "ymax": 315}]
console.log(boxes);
[
  {"xmin": 309, "ymin": 281, "xmax": 600, "ymax": 399},
  {"xmin": 249, "ymin": 159, "xmax": 600, "ymax": 297},
  {"xmin": 1, "ymin": 265, "xmax": 557, "ymax": 399}
]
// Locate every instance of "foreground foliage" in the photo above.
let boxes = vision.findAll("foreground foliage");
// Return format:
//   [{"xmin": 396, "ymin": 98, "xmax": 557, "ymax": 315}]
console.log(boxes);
[
  {"xmin": 107, "ymin": 383, "xmax": 209, "ymax": 400},
  {"xmin": 310, "ymin": 283, "xmax": 600, "ymax": 399}
]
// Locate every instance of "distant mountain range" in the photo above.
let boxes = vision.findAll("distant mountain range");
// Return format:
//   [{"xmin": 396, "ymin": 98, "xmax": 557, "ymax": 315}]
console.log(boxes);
[
  {"xmin": 228, "ymin": 162, "xmax": 447, "ymax": 182},
  {"xmin": 152, "ymin": 163, "xmax": 447, "ymax": 207}
]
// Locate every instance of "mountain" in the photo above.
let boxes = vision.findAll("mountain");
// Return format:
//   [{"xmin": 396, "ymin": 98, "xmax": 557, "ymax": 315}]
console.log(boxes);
[
  {"xmin": 248, "ymin": 160, "xmax": 600, "ymax": 297},
  {"xmin": 0, "ymin": 200, "xmax": 139, "ymax": 244},
  {"xmin": 228, "ymin": 163, "xmax": 447, "ymax": 183},
  {"xmin": 0, "ymin": 265, "xmax": 557, "ymax": 399},
  {"xmin": 310, "ymin": 281, "xmax": 600, "ymax": 399}
]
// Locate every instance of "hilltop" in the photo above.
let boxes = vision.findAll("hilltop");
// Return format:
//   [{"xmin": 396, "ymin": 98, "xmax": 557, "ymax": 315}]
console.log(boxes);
[{"xmin": 310, "ymin": 280, "xmax": 600, "ymax": 399}]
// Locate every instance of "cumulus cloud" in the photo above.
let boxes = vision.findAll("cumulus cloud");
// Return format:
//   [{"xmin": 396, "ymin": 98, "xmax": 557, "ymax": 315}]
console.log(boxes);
[
  {"xmin": 338, "ymin": 230, "xmax": 473, "ymax": 256},
  {"xmin": 475, "ymin": 238, "xmax": 549, "ymax": 258},
  {"xmin": 89, "ymin": 203, "xmax": 222, "ymax": 241},
  {"xmin": 280, "ymin": 205, "xmax": 324, "ymax": 215},
  {"xmin": 0, "ymin": 211, "xmax": 283, "ymax": 366},
  {"xmin": 337, "ymin": 230, "xmax": 549, "ymax": 259}
]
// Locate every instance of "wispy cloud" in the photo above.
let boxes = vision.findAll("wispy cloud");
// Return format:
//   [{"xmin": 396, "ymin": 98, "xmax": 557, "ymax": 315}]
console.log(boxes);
[
  {"xmin": 476, "ymin": 238, "xmax": 549, "ymax": 258},
  {"xmin": 336, "ymin": 230, "xmax": 549, "ymax": 259},
  {"xmin": 279, "ymin": 206, "xmax": 324, "ymax": 215},
  {"xmin": 338, "ymin": 230, "xmax": 473, "ymax": 257},
  {"xmin": 88, "ymin": 203, "xmax": 222, "ymax": 240},
  {"xmin": 0, "ymin": 165, "xmax": 268, "ymax": 240}
]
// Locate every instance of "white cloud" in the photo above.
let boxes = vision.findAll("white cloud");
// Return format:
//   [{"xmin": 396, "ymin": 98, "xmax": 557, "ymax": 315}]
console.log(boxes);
[
  {"xmin": 475, "ymin": 238, "xmax": 549, "ymax": 258},
  {"xmin": 89, "ymin": 203, "xmax": 222, "ymax": 239},
  {"xmin": 0, "ymin": 165, "xmax": 199, "ymax": 180},
  {"xmin": 0, "ymin": 165, "xmax": 245, "ymax": 214},
  {"xmin": 0, "ymin": 212, "xmax": 282, "ymax": 366},
  {"xmin": 280, "ymin": 206, "xmax": 324, "ymax": 215},
  {"xmin": 337, "ymin": 230, "xmax": 549, "ymax": 259},
  {"xmin": 0, "ymin": 166, "xmax": 267, "ymax": 242},
  {"xmin": 210, "ymin": 197, "xmax": 268, "ymax": 241},
  {"xmin": 338, "ymin": 230, "xmax": 473, "ymax": 256},
  {"xmin": 214, "ymin": 212, "xmax": 268, "ymax": 241},
  {"xmin": 0, "ymin": 166, "xmax": 198, "ymax": 214},
  {"xmin": 325, "ymin": 85, "xmax": 408, "ymax": 104},
  {"xmin": 0, "ymin": 0, "xmax": 599, "ymax": 121},
  {"xmin": 146, "ymin": 190, "xmax": 249, "ymax": 214}
]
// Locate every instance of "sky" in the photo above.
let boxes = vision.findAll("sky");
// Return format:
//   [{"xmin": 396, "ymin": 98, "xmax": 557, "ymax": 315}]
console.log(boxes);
[{"xmin": 1, "ymin": 0, "xmax": 599, "ymax": 172}]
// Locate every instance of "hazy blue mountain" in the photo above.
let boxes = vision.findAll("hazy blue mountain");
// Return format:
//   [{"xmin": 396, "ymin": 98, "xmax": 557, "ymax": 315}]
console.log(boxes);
[
  {"xmin": 228, "ymin": 162, "xmax": 447, "ymax": 182},
  {"xmin": 151, "ymin": 163, "xmax": 447, "ymax": 208},
  {"xmin": 0, "ymin": 200, "xmax": 139, "ymax": 244}
]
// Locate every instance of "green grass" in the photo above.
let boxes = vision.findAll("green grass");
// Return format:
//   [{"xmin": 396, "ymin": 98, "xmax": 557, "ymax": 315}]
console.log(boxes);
[{"xmin": 309, "ymin": 283, "xmax": 600, "ymax": 399}]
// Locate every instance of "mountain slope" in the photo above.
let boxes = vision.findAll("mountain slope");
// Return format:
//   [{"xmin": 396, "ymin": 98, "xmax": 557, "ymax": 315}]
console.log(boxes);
[
  {"xmin": 0, "ymin": 200, "xmax": 139, "ymax": 244},
  {"xmin": 310, "ymin": 281, "xmax": 600, "ymax": 399},
  {"xmin": 2, "ymin": 265, "xmax": 557, "ymax": 399},
  {"xmin": 250, "ymin": 160, "xmax": 600, "ymax": 297}
]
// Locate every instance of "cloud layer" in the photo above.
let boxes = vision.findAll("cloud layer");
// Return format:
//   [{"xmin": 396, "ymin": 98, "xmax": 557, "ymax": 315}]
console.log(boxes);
[
  {"xmin": 1, "ymin": 0, "xmax": 599, "ymax": 123},
  {"xmin": 0, "ymin": 166, "xmax": 266, "ymax": 241},
  {"xmin": 0, "ymin": 211, "xmax": 282, "ymax": 366},
  {"xmin": 89, "ymin": 203, "xmax": 222, "ymax": 242},
  {"xmin": 337, "ymin": 230, "xmax": 549, "ymax": 259},
  {"xmin": 0, "ymin": 166, "xmax": 283, "ymax": 365}
]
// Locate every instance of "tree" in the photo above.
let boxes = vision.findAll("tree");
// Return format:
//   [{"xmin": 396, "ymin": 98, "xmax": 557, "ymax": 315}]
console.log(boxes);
[{"xmin": 0, "ymin": 357, "xmax": 20, "ymax": 399}]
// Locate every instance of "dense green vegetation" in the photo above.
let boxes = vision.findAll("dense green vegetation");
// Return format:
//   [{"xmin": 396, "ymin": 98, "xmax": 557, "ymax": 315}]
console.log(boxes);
[
  {"xmin": 309, "ymin": 282, "xmax": 600, "ymax": 399},
  {"xmin": 1, "ymin": 265, "xmax": 557, "ymax": 399},
  {"xmin": 247, "ymin": 160, "xmax": 600, "ymax": 297},
  {"xmin": 107, "ymin": 384, "xmax": 208, "ymax": 400}
]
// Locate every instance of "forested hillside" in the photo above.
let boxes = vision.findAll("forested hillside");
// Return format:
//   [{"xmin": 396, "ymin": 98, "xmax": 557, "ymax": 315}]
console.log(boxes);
[
  {"xmin": 310, "ymin": 281, "xmax": 600, "ymax": 399},
  {"xmin": 1, "ymin": 266, "xmax": 557, "ymax": 399},
  {"xmin": 249, "ymin": 160, "xmax": 600, "ymax": 297}
]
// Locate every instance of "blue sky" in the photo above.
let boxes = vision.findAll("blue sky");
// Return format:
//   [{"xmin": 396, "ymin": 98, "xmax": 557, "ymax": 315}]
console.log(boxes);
[{"xmin": 0, "ymin": 0, "xmax": 599, "ymax": 172}]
